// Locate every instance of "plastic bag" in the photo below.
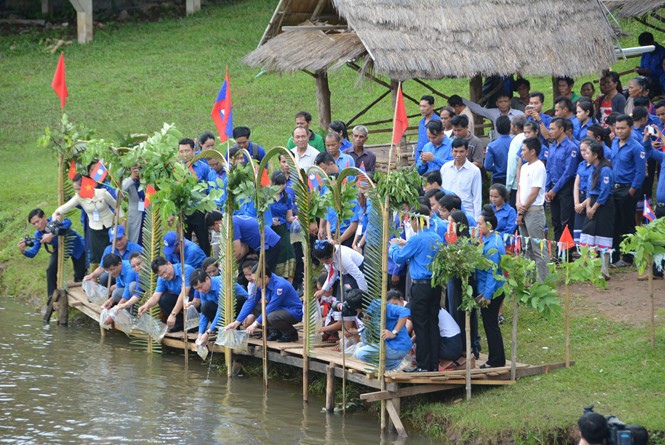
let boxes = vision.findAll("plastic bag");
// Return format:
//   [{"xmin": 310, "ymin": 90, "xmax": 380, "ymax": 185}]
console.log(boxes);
[
  {"xmin": 111, "ymin": 308, "xmax": 135, "ymax": 336},
  {"xmin": 215, "ymin": 329, "xmax": 249, "ymax": 349},
  {"xmin": 184, "ymin": 305, "xmax": 199, "ymax": 332},
  {"xmin": 134, "ymin": 314, "xmax": 168, "ymax": 341},
  {"xmin": 83, "ymin": 280, "xmax": 109, "ymax": 305},
  {"xmin": 99, "ymin": 308, "xmax": 113, "ymax": 330},
  {"xmin": 195, "ymin": 338, "xmax": 209, "ymax": 360}
]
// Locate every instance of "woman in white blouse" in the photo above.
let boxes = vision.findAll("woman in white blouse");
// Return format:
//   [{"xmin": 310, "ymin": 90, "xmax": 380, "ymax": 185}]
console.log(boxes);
[{"xmin": 53, "ymin": 174, "xmax": 117, "ymax": 265}]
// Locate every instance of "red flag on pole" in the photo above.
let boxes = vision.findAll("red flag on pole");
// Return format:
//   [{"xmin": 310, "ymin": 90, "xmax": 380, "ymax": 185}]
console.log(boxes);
[
  {"xmin": 79, "ymin": 176, "xmax": 96, "ymax": 199},
  {"xmin": 260, "ymin": 169, "xmax": 271, "ymax": 187},
  {"xmin": 68, "ymin": 159, "xmax": 77, "ymax": 180},
  {"xmin": 559, "ymin": 225, "xmax": 575, "ymax": 250},
  {"xmin": 51, "ymin": 53, "xmax": 68, "ymax": 109},
  {"xmin": 391, "ymin": 82, "xmax": 408, "ymax": 145}
]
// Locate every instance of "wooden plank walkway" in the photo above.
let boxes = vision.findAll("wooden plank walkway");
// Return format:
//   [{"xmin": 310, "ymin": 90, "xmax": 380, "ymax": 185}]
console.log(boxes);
[{"xmin": 66, "ymin": 284, "xmax": 572, "ymax": 437}]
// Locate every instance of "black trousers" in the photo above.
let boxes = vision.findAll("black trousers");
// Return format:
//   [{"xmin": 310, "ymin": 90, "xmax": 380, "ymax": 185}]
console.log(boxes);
[
  {"xmin": 185, "ymin": 210, "xmax": 210, "ymax": 257},
  {"xmin": 447, "ymin": 277, "xmax": 480, "ymax": 356},
  {"xmin": 410, "ymin": 281, "xmax": 441, "ymax": 371},
  {"xmin": 46, "ymin": 250, "xmax": 87, "ymax": 300},
  {"xmin": 491, "ymin": 177, "xmax": 506, "ymax": 186},
  {"xmin": 480, "ymin": 295, "xmax": 506, "ymax": 367},
  {"xmin": 292, "ymin": 241, "xmax": 304, "ymax": 291},
  {"xmin": 201, "ymin": 294, "xmax": 248, "ymax": 329},
  {"xmin": 439, "ymin": 333, "xmax": 464, "ymax": 361},
  {"xmin": 340, "ymin": 236, "xmax": 354, "ymax": 249},
  {"xmin": 509, "ymin": 189, "xmax": 517, "ymax": 210},
  {"xmin": 264, "ymin": 242, "xmax": 281, "ymax": 272},
  {"xmin": 158, "ymin": 290, "xmax": 196, "ymax": 333},
  {"xmin": 267, "ymin": 309, "xmax": 299, "ymax": 337},
  {"xmin": 89, "ymin": 227, "xmax": 111, "ymax": 265},
  {"xmin": 550, "ymin": 181, "xmax": 575, "ymax": 244},
  {"xmin": 612, "ymin": 186, "xmax": 638, "ymax": 264}
]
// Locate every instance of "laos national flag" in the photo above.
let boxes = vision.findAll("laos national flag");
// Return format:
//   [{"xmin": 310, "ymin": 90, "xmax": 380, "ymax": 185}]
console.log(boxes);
[
  {"xmin": 643, "ymin": 195, "xmax": 656, "ymax": 223},
  {"xmin": 91, "ymin": 160, "xmax": 108, "ymax": 183},
  {"xmin": 308, "ymin": 172, "xmax": 322, "ymax": 191},
  {"xmin": 211, "ymin": 67, "xmax": 233, "ymax": 143}
]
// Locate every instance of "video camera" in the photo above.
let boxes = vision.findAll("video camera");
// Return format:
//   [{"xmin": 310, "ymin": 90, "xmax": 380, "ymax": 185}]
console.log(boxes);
[
  {"xmin": 583, "ymin": 405, "xmax": 643, "ymax": 445},
  {"xmin": 22, "ymin": 235, "xmax": 35, "ymax": 248},
  {"xmin": 45, "ymin": 220, "xmax": 67, "ymax": 236}
]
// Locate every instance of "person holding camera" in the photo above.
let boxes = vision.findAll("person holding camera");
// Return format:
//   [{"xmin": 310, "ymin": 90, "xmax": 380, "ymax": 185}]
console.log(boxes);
[{"xmin": 18, "ymin": 208, "xmax": 87, "ymax": 322}]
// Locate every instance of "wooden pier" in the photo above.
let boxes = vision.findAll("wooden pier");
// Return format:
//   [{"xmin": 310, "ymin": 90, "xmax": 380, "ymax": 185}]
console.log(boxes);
[{"xmin": 66, "ymin": 284, "xmax": 571, "ymax": 437}]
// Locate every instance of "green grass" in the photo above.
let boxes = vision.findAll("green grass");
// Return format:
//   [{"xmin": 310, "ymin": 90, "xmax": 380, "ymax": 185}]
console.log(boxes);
[{"xmin": 0, "ymin": 1, "xmax": 663, "ymax": 441}]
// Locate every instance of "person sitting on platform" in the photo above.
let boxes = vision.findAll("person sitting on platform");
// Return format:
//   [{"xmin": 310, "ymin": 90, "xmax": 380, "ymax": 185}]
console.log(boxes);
[
  {"xmin": 137, "ymin": 257, "xmax": 195, "ymax": 332},
  {"xmin": 113, "ymin": 251, "xmax": 144, "ymax": 313},
  {"xmin": 225, "ymin": 263, "xmax": 303, "ymax": 343},
  {"xmin": 190, "ymin": 268, "xmax": 248, "ymax": 346},
  {"xmin": 354, "ymin": 290, "xmax": 412, "ymax": 371},
  {"xmin": 99, "ymin": 253, "xmax": 137, "ymax": 309},
  {"xmin": 18, "ymin": 208, "xmax": 87, "ymax": 323},
  {"xmin": 163, "ymin": 231, "xmax": 207, "ymax": 270},
  {"xmin": 83, "ymin": 225, "xmax": 142, "ymax": 289}
]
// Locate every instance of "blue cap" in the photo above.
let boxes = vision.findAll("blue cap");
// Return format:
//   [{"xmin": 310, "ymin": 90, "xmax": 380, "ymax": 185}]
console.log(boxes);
[
  {"xmin": 108, "ymin": 225, "xmax": 125, "ymax": 242},
  {"xmin": 163, "ymin": 231, "xmax": 179, "ymax": 256}
]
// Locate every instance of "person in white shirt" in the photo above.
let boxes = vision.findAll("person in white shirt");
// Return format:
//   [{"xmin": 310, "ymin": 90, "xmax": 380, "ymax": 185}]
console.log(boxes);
[
  {"xmin": 290, "ymin": 127, "xmax": 319, "ymax": 172},
  {"xmin": 516, "ymin": 137, "xmax": 549, "ymax": 282},
  {"xmin": 440, "ymin": 139, "xmax": 483, "ymax": 219},
  {"xmin": 437, "ymin": 308, "xmax": 464, "ymax": 369},
  {"xmin": 312, "ymin": 240, "xmax": 367, "ymax": 300}
]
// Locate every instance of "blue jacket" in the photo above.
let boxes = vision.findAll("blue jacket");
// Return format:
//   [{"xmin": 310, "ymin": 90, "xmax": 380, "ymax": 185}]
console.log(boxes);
[
  {"xmin": 388, "ymin": 228, "xmax": 440, "ymax": 280},
  {"xmin": 612, "ymin": 137, "xmax": 646, "ymax": 189},
  {"xmin": 546, "ymin": 138, "xmax": 579, "ymax": 193},
  {"xmin": 491, "ymin": 203, "xmax": 517, "ymax": 237},
  {"xmin": 23, "ymin": 218, "xmax": 85, "ymax": 260},
  {"xmin": 232, "ymin": 215, "xmax": 281, "ymax": 250},
  {"xmin": 644, "ymin": 142, "xmax": 665, "ymax": 203},
  {"xmin": 476, "ymin": 232, "xmax": 505, "ymax": 300},
  {"xmin": 576, "ymin": 162, "xmax": 594, "ymax": 195},
  {"xmin": 416, "ymin": 114, "xmax": 441, "ymax": 160},
  {"xmin": 166, "ymin": 240, "xmax": 206, "ymax": 269},
  {"xmin": 364, "ymin": 300, "xmax": 412, "ymax": 351},
  {"xmin": 484, "ymin": 134, "xmax": 512, "ymax": 180},
  {"xmin": 101, "ymin": 241, "xmax": 142, "ymax": 264},
  {"xmin": 236, "ymin": 273, "xmax": 302, "ymax": 324},
  {"xmin": 326, "ymin": 200, "xmax": 361, "ymax": 233},
  {"xmin": 417, "ymin": 138, "xmax": 453, "ymax": 174}
]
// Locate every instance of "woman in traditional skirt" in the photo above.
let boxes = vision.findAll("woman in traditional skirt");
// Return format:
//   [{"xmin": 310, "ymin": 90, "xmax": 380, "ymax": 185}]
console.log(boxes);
[
  {"xmin": 573, "ymin": 139, "xmax": 594, "ymax": 243},
  {"xmin": 580, "ymin": 142, "xmax": 614, "ymax": 279},
  {"xmin": 268, "ymin": 171, "xmax": 296, "ymax": 282}
]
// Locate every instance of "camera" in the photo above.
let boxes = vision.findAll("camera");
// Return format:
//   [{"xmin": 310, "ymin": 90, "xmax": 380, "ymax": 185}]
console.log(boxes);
[
  {"xmin": 583, "ymin": 405, "xmax": 642, "ymax": 445},
  {"xmin": 647, "ymin": 125, "xmax": 657, "ymax": 136},
  {"xmin": 45, "ymin": 220, "xmax": 67, "ymax": 236},
  {"xmin": 22, "ymin": 235, "xmax": 35, "ymax": 248}
]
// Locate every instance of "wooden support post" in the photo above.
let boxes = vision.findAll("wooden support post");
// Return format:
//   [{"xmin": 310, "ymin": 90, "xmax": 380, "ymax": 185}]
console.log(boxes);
[
  {"xmin": 315, "ymin": 70, "xmax": 331, "ymax": 131},
  {"xmin": 385, "ymin": 399, "xmax": 407, "ymax": 437},
  {"xmin": 56, "ymin": 290, "xmax": 69, "ymax": 326},
  {"xmin": 387, "ymin": 397, "xmax": 401, "ymax": 434},
  {"xmin": 551, "ymin": 76, "xmax": 559, "ymax": 108},
  {"xmin": 469, "ymin": 75, "xmax": 483, "ymax": 137},
  {"xmin": 69, "ymin": 0, "xmax": 93, "ymax": 44},
  {"xmin": 42, "ymin": 0, "xmax": 53, "ymax": 15},
  {"xmin": 325, "ymin": 365, "xmax": 336, "ymax": 412},
  {"xmin": 186, "ymin": 0, "xmax": 201, "ymax": 15}
]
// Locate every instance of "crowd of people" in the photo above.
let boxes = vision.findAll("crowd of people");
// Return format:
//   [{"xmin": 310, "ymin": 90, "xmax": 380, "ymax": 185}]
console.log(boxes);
[{"xmin": 18, "ymin": 35, "xmax": 665, "ymax": 373}]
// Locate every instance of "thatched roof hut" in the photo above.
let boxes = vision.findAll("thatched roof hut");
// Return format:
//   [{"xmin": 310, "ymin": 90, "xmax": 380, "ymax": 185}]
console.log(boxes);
[{"xmin": 245, "ymin": 0, "xmax": 618, "ymax": 80}]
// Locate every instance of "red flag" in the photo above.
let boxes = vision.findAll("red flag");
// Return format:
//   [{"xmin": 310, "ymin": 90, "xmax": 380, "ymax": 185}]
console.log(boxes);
[
  {"xmin": 391, "ymin": 82, "xmax": 408, "ymax": 145},
  {"xmin": 445, "ymin": 220, "xmax": 458, "ymax": 244},
  {"xmin": 260, "ymin": 169, "xmax": 271, "ymax": 187},
  {"xmin": 68, "ymin": 159, "xmax": 76, "ymax": 180},
  {"xmin": 79, "ymin": 176, "xmax": 96, "ymax": 199},
  {"xmin": 51, "ymin": 53, "xmax": 68, "ymax": 109},
  {"xmin": 144, "ymin": 184, "xmax": 156, "ymax": 208},
  {"xmin": 210, "ymin": 66, "xmax": 233, "ymax": 143},
  {"xmin": 559, "ymin": 225, "xmax": 575, "ymax": 250}
]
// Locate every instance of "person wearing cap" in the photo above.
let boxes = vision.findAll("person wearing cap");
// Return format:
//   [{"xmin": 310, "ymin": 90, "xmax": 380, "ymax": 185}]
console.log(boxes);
[
  {"xmin": 163, "ymin": 231, "xmax": 207, "ymax": 270},
  {"xmin": 82, "ymin": 225, "xmax": 142, "ymax": 287}
]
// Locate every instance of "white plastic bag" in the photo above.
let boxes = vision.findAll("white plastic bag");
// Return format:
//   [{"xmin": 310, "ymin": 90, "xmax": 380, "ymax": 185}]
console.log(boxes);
[
  {"xmin": 215, "ymin": 329, "xmax": 249, "ymax": 349},
  {"xmin": 111, "ymin": 308, "xmax": 135, "ymax": 336},
  {"xmin": 184, "ymin": 305, "xmax": 199, "ymax": 332},
  {"xmin": 83, "ymin": 280, "xmax": 109, "ymax": 305},
  {"xmin": 98, "ymin": 308, "xmax": 113, "ymax": 330},
  {"xmin": 195, "ymin": 338, "xmax": 209, "ymax": 360},
  {"xmin": 134, "ymin": 314, "xmax": 168, "ymax": 341}
]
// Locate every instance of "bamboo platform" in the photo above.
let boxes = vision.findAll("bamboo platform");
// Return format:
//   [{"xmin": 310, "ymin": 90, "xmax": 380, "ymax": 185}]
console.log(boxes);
[{"xmin": 66, "ymin": 284, "xmax": 572, "ymax": 437}]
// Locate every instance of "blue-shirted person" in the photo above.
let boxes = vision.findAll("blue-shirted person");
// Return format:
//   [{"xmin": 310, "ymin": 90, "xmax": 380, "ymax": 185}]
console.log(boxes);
[
  {"xmin": 84, "ymin": 225, "xmax": 142, "ymax": 289},
  {"xmin": 18, "ymin": 208, "xmax": 87, "ymax": 323},
  {"xmin": 113, "ymin": 251, "xmax": 144, "ymax": 313},
  {"xmin": 178, "ymin": 137, "xmax": 216, "ymax": 256},
  {"xmin": 524, "ymin": 92, "xmax": 552, "ymax": 149},
  {"xmin": 99, "ymin": 253, "xmax": 137, "ymax": 308},
  {"xmin": 163, "ymin": 231, "xmax": 206, "ymax": 270},
  {"xmin": 231, "ymin": 126, "xmax": 266, "ymax": 164},
  {"xmin": 545, "ymin": 117, "xmax": 580, "ymax": 247},
  {"xmin": 611, "ymin": 114, "xmax": 646, "ymax": 266},
  {"xmin": 488, "ymin": 184, "xmax": 517, "ymax": 239},
  {"xmin": 189, "ymin": 269, "xmax": 248, "ymax": 345},
  {"xmin": 554, "ymin": 96, "xmax": 581, "ymax": 141},
  {"xmin": 573, "ymin": 139, "xmax": 595, "ymax": 243},
  {"xmin": 328, "ymin": 120, "xmax": 353, "ymax": 152},
  {"xmin": 225, "ymin": 263, "xmax": 303, "ymax": 343},
  {"xmin": 324, "ymin": 132, "xmax": 355, "ymax": 173},
  {"xmin": 416, "ymin": 95, "xmax": 441, "ymax": 162},
  {"xmin": 138, "ymin": 257, "xmax": 195, "ymax": 332},
  {"xmin": 484, "ymin": 115, "xmax": 513, "ymax": 185},
  {"xmin": 388, "ymin": 205, "xmax": 441, "ymax": 372},
  {"xmin": 417, "ymin": 120, "xmax": 452, "ymax": 175}
]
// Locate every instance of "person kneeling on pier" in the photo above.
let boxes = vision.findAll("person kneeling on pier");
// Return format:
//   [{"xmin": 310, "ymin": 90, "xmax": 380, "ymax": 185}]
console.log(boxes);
[
  {"xmin": 99, "ymin": 253, "xmax": 137, "ymax": 308},
  {"xmin": 190, "ymin": 268, "xmax": 248, "ymax": 346},
  {"xmin": 354, "ymin": 290, "xmax": 412, "ymax": 371},
  {"xmin": 225, "ymin": 264, "xmax": 302, "ymax": 343},
  {"xmin": 436, "ymin": 308, "xmax": 465, "ymax": 371},
  {"xmin": 137, "ymin": 257, "xmax": 196, "ymax": 332}
]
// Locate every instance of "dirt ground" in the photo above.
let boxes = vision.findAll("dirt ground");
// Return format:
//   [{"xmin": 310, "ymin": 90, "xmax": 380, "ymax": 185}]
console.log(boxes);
[{"xmin": 571, "ymin": 268, "xmax": 665, "ymax": 326}]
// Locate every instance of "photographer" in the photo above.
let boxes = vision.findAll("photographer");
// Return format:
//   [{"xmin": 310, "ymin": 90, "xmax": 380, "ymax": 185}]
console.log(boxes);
[
  {"xmin": 578, "ymin": 412, "xmax": 609, "ymax": 445},
  {"xmin": 18, "ymin": 208, "xmax": 87, "ymax": 322},
  {"xmin": 578, "ymin": 408, "xmax": 649, "ymax": 445}
]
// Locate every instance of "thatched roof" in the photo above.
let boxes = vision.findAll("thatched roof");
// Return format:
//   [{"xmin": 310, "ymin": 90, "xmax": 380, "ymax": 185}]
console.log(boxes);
[
  {"xmin": 603, "ymin": 0, "xmax": 665, "ymax": 17},
  {"xmin": 245, "ymin": 0, "xmax": 617, "ymax": 80}
]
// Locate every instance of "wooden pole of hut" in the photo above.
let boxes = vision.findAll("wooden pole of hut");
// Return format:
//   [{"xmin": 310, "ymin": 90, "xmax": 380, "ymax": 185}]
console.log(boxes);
[
  {"xmin": 315, "ymin": 70, "xmax": 331, "ymax": 131},
  {"xmin": 465, "ymin": 296, "xmax": 472, "ymax": 400}
]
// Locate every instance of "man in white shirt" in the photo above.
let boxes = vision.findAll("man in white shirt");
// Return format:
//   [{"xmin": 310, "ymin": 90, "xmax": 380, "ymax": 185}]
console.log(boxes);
[
  {"xmin": 290, "ymin": 127, "xmax": 319, "ymax": 172},
  {"xmin": 440, "ymin": 139, "xmax": 482, "ymax": 219},
  {"xmin": 506, "ymin": 115, "xmax": 526, "ymax": 207},
  {"xmin": 516, "ymin": 137, "xmax": 549, "ymax": 282}
]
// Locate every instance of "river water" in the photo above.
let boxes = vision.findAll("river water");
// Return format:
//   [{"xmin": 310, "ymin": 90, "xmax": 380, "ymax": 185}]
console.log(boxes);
[{"xmin": 0, "ymin": 297, "xmax": 432, "ymax": 445}]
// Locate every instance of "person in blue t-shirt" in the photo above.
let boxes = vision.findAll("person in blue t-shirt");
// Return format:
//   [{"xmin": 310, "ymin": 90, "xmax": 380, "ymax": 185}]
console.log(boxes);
[
  {"xmin": 484, "ymin": 116, "xmax": 513, "ymax": 184},
  {"xmin": 417, "ymin": 120, "xmax": 452, "ymax": 175},
  {"xmin": 189, "ymin": 269, "xmax": 248, "ymax": 345},
  {"xmin": 226, "ymin": 264, "xmax": 303, "ymax": 343},
  {"xmin": 84, "ymin": 225, "xmax": 142, "ymax": 289},
  {"xmin": 138, "ymin": 257, "xmax": 195, "ymax": 332},
  {"xmin": 18, "ymin": 208, "xmax": 87, "ymax": 322},
  {"xmin": 488, "ymin": 184, "xmax": 517, "ymax": 239},
  {"xmin": 163, "ymin": 231, "xmax": 206, "ymax": 269},
  {"xmin": 98, "ymin": 254, "xmax": 137, "ymax": 307},
  {"xmin": 231, "ymin": 126, "xmax": 266, "ymax": 164}
]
